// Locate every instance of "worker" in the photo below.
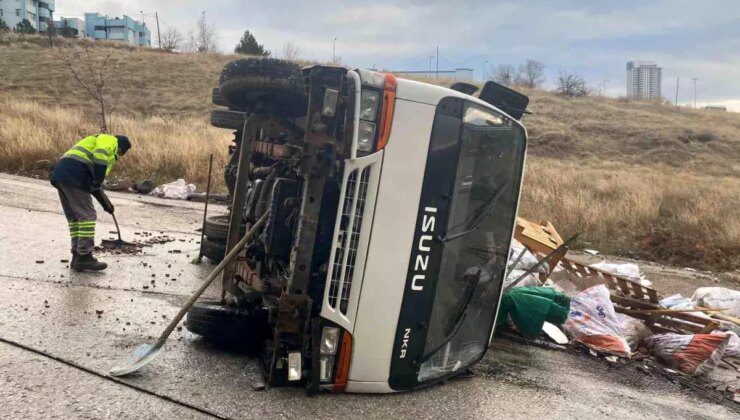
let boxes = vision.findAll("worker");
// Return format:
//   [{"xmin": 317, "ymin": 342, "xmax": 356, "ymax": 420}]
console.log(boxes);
[{"xmin": 50, "ymin": 134, "xmax": 132, "ymax": 272}]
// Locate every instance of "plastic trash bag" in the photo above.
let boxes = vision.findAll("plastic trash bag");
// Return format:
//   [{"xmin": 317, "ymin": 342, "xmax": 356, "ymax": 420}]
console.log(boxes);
[
  {"xmin": 590, "ymin": 261, "xmax": 652, "ymax": 287},
  {"xmin": 691, "ymin": 287, "xmax": 740, "ymax": 317},
  {"xmin": 615, "ymin": 313, "xmax": 652, "ymax": 351},
  {"xmin": 150, "ymin": 179, "xmax": 197, "ymax": 200},
  {"xmin": 563, "ymin": 284, "xmax": 631, "ymax": 358},
  {"xmin": 496, "ymin": 287, "xmax": 571, "ymax": 339},
  {"xmin": 644, "ymin": 333, "xmax": 730, "ymax": 376}
]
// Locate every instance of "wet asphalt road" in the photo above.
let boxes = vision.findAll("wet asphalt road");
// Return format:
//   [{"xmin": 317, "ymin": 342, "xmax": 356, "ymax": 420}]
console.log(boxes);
[{"xmin": 0, "ymin": 173, "xmax": 735, "ymax": 419}]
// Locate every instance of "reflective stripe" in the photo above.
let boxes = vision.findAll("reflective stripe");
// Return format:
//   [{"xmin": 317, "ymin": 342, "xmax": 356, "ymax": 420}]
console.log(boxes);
[
  {"xmin": 94, "ymin": 148, "xmax": 111, "ymax": 157},
  {"xmin": 72, "ymin": 146, "xmax": 95, "ymax": 161},
  {"xmin": 77, "ymin": 233, "xmax": 96, "ymax": 238},
  {"xmin": 78, "ymin": 221, "xmax": 96, "ymax": 225}
]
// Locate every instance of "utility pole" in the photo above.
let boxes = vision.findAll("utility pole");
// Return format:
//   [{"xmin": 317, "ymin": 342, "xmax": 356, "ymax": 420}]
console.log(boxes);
[
  {"xmin": 675, "ymin": 76, "xmax": 680, "ymax": 106},
  {"xmin": 692, "ymin": 77, "xmax": 698, "ymax": 108},
  {"xmin": 435, "ymin": 45, "xmax": 439, "ymax": 80},
  {"xmin": 332, "ymin": 37, "xmax": 337, "ymax": 63},
  {"xmin": 602, "ymin": 79, "xmax": 609, "ymax": 96},
  {"xmin": 155, "ymin": 12, "xmax": 161, "ymax": 49}
]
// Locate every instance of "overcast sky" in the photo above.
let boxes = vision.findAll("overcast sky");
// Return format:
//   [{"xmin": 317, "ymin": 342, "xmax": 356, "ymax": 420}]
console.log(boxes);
[{"xmin": 55, "ymin": 0, "xmax": 740, "ymax": 110}]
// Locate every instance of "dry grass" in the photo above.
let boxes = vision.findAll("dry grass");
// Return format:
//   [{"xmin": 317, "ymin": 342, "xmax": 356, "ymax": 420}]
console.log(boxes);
[
  {"xmin": 521, "ymin": 159, "xmax": 739, "ymax": 270},
  {"xmin": 0, "ymin": 99, "xmax": 232, "ymax": 188},
  {"xmin": 0, "ymin": 39, "xmax": 738, "ymax": 270}
]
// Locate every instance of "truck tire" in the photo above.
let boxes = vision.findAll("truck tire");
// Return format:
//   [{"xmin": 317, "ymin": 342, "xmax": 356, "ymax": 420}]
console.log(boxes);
[
  {"xmin": 186, "ymin": 300, "xmax": 268, "ymax": 352},
  {"xmin": 210, "ymin": 109, "xmax": 247, "ymax": 130},
  {"xmin": 212, "ymin": 87, "xmax": 227, "ymax": 106},
  {"xmin": 203, "ymin": 215, "xmax": 230, "ymax": 241},
  {"xmin": 200, "ymin": 237, "xmax": 225, "ymax": 262},
  {"xmin": 219, "ymin": 58, "xmax": 307, "ymax": 117}
]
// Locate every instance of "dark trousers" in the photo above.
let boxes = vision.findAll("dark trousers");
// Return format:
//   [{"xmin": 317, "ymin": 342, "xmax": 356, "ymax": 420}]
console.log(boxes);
[{"xmin": 56, "ymin": 183, "xmax": 96, "ymax": 256}]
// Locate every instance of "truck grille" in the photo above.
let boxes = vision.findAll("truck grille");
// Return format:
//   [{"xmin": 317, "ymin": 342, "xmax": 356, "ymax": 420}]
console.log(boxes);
[{"xmin": 327, "ymin": 167, "xmax": 372, "ymax": 314}]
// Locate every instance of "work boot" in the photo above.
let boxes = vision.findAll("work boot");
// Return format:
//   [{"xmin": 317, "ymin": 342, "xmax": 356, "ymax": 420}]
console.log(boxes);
[{"xmin": 73, "ymin": 253, "xmax": 107, "ymax": 272}]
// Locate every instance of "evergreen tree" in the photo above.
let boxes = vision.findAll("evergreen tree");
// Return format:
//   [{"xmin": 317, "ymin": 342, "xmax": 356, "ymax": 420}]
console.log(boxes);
[
  {"xmin": 0, "ymin": 17, "xmax": 10, "ymax": 32},
  {"xmin": 234, "ymin": 30, "xmax": 270, "ymax": 56},
  {"xmin": 14, "ymin": 19, "xmax": 37, "ymax": 34}
]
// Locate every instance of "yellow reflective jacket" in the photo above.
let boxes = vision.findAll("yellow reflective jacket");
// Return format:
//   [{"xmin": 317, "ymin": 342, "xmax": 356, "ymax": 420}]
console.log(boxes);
[{"xmin": 52, "ymin": 134, "xmax": 119, "ymax": 190}]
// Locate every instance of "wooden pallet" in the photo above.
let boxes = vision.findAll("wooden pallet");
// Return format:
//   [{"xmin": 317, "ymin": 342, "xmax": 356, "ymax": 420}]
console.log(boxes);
[
  {"xmin": 560, "ymin": 257, "xmax": 660, "ymax": 303},
  {"xmin": 611, "ymin": 294, "xmax": 719, "ymax": 334}
]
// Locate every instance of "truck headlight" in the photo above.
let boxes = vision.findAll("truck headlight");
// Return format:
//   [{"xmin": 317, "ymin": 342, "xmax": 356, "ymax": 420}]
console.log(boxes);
[
  {"xmin": 319, "ymin": 355, "xmax": 335, "ymax": 383},
  {"xmin": 357, "ymin": 121, "xmax": 376, "ymax": 152},
  {"xmin": 359, "ymin": 89, "xmax": 380, "ymax": 121},
  {"xmin": 320, "ymin": 326, "xmax": 340, "ymax": 355}
]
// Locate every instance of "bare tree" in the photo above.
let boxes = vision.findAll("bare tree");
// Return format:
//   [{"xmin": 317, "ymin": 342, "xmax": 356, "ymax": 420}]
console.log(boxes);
[
  {"xmin": 515, "ymin": 59, "xmax": 545, "ymax": 88},
  {"xmin": 491, "ymin": 64, "xmax": 517, "ymax": 86},
  {"xmin": 187, "ymin": 11, "xmax": 217, "ymax": 53},
  {"xmin": 281, "ymin": 41, "xmax": 300, "ymax": 61},
  {"xmin": 556, "ymin": 70, "xmax": 590, "ymax": 97},
  {"xmin": 58, "ymin": 45, "xmax": 119, "ymax": 132},
  {"xmin": 160, "ymin": 27, "xmax": 183, "ymax": 52}
]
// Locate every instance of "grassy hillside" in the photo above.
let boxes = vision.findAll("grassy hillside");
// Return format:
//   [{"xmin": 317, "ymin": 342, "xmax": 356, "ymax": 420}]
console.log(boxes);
[{"xmin": 1, "ymin": 36, "xmax": 738, "ymax": 270}]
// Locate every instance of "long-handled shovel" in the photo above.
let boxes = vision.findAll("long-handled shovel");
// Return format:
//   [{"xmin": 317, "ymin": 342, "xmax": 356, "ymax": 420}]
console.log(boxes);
[{"xmin": 109, "ymin": 212, "xmax": 269, "ymax": 377}]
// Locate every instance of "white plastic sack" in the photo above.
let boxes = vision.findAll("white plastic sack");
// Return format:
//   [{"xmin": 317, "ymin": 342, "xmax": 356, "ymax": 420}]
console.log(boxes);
[
  {"xmin": 507, "ymin": 240, "xmax": 543, "ymax": 272},
  {"xmin": 150, "ymin": 179, "xmax": 197, "ymax": 200},
  {"xmin": 590, "ymin": 261, "xmax": 652, "ymax": 287},
  {"xmin": 645, "ymin": 333, "xmax": 729, "ymax": 376},
  {"xmin": 691, "ymin": 287, "xmax": 740, "ymax": 317},
  {"xmin": 615, "ymin": 313, "xmax": 652, "ymax": 351},
  {"xmin": 721, "ymin": 331, "xmax": 740, "ymax": 358},
  {"xmin": 503, "ymin": 269, "xmax": 541, "ymax": 289},
  {"xmin": 563, "ymin": 284, "xmax": 631, "ymax": 358}
]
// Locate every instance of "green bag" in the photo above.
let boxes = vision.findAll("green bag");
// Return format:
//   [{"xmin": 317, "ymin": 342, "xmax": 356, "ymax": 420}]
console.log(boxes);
[{"xmin": 496, "ymin": 287, "xmax": 571, "ymax": 339}]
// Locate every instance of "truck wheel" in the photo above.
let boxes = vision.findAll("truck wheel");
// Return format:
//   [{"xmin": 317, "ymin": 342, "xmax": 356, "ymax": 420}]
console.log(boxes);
[
  {"xmin": 212, "ymin": 87, "xmax": 227, "ymax": 106},
  {"xmin": 219, "ymin": 58, "xmax": 307, "ymax": 117},
  {"xmin": 210, "ymin": 109, "xmax": 247, "ymax": 130},
  {"xmin": 186, "ymin": 300, "xmax": 267, "ymax": 352},
  {"xmin": 203, "ymin": 215, "xmax": 230, "ymax": 241},
  {"xmin": 200, "ymin": 237, "xmax": 225, "ymax": 262}
]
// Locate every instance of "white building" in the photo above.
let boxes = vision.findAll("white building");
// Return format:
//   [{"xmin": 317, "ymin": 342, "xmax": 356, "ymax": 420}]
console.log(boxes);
[
  {"xmin": 54, "ymin": 17, "xmax": 86, "ymax": 38},
  {"xmin": 626, "ymin": 60, "xmax": 662, "ymax": 100},
  {"xmin": 0, "ymin": 0, "xmax": 55, "ymax": 32}
]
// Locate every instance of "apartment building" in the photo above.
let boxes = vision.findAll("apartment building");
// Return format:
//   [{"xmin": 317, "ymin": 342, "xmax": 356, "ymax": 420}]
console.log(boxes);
[
  {"xmin": 626, "ymin": 60, "xmax": 663, "ymax": 100},
  {"xmin": 84, "ymin": 12, "xmax": 151, "ymax": 47},
  {"xmin": 0, "ymin": 0, "xmax": 55, "ymax": 32}
]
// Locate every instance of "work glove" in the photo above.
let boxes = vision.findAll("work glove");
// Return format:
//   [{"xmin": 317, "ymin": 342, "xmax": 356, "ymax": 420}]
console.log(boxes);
[{"xmin": 92, "ymin": 188, "xmax": 115, "ymax": 214}]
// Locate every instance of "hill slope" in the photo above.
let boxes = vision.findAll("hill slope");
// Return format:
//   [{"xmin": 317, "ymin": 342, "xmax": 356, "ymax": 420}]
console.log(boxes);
[{"xmin": 0, "ymin": 37, "xmax": 738, "ymax": 269}]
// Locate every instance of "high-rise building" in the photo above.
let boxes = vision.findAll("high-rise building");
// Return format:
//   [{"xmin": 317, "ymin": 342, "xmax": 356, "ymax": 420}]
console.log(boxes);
[
  {"xmin": 0, "ymin": 0, "xmax": 55, "ymax": 33},
  {"xmin": 626, "ymin": 61, "xmax": 662, "ymax": 100}
]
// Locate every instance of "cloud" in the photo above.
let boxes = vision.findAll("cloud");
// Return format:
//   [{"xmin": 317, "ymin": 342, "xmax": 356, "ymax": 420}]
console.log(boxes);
[{"xmin": 52, "ymin": 0, "xmax": 740, "ymax": 102}]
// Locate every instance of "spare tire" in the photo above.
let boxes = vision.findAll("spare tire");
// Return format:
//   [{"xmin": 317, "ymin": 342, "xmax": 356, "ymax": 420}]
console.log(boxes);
[
  {"xmin": 219, "ymin": 58, "xmax": 307, "ymax": 118},
  {"xmin": 210, "ymin": 109, "xmax": 247, "ymax": 130},
  {"xmin": 200, "ymin": 237, "xmax": 225, "ymax": 262},
  {"xmin": 212, "ymin": 87, "xmax": 227, "ymax": 107},
  {"xmin": 204, "ymin": 215, "xmax": 230, "ymax": 241},
  {"xmin": 186, "ymin": 300, "xmax": 268, "ymax": 351}
]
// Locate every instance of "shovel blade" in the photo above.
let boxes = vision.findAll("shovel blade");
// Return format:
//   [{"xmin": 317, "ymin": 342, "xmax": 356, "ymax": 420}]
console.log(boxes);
[{"xmin": 109, "ymin": 343, "xmax": 162, "ymax": 377}]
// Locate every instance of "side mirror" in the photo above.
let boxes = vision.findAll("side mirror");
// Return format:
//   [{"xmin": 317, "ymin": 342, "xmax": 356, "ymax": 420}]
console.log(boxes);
[{"xmin": 478, "ymin": 82, "xmax": 530, "ymax": 120}]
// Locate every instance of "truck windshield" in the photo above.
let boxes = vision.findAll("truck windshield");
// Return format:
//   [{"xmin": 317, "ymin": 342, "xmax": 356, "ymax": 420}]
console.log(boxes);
[{"xmin": 418, "ymin": 104, "xmax": 525, "ymax": 382}]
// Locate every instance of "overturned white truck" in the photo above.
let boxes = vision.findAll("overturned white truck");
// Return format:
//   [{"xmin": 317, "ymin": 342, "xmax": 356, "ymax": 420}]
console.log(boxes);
[{"xmin": 188, "ymin": 59, "xmax": 529, "ymax": 393}]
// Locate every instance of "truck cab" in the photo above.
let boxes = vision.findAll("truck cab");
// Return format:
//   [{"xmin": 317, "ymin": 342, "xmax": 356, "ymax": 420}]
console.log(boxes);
[{"xmin": 188, "ymin": 61, "xmax": 528, "ymax": 393}]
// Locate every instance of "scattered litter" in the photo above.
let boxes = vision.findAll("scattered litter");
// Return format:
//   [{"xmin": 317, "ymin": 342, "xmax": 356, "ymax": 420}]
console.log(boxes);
[
  {"xmin": 35, "ymin": 260, "xmax": 44, "ymax": 264},
  {"xmin": 692, "ymin": 287, "xmax": 740, "ymax": 317},
  {"xmin": 563, "ymin": 284, "xmax": 631, "ymax": 358},
  {"xmin": 645, "ymin": 333, "xmax": 730, "ymax": 376},
  {"xmin": 584, "ymin": 249, "xmax": 600, "ymax": 255},
  {"xmin": 615, "ymin": 313, "xmax": 652, "ymax": 351},
  {"xmin": 542, "ymin": 322, "xmax": 569, "ymax": 344},
  {"xmin": 95, "ymin": 310, "xmax": 104, "ymax": 315},
  {"xmin": 150, "ymin": 179, "xmax": 197, "ymax": 200},
  {"xmin": 590, "ymin": 261, "xmax": 652, "ymax": 287}
]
